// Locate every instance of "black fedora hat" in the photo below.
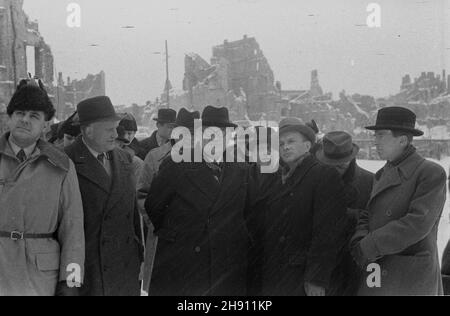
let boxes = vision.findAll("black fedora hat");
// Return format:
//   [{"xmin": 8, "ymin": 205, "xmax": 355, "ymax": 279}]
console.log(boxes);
[
  {"xmin": 153, "ymin": 108, "xmax": 177, "ymax": 124},
  {"xmin": 77, "ymin": 96, "xmax": 120, "ymax": 125},
  {"xmin": 176, "ymin": 108, "xmax": 200, "ymax": 129},
  {"xmin": 365, "ymin": 106, "xmax": 423, "ymax": 136},
  {"xmin": 316, "ymin": 131, "xmax": 359, "ymax": 165},
  {"xmin": 201, "ymin": 106, "xmax": 237, "ymax": 128}
]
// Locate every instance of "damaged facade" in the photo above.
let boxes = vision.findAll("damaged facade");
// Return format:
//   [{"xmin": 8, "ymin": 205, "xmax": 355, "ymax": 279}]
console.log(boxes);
[
  {"xmin": 171, "ymin": 35, "xmax": 279, "ymax": 121},
  {"xmin": 55, "ymin": 71, "xmax": 106, "ymax": 119},
  {"xmin": 0, "ymin": 0, "xmax": 106, "ymax": 132},
  {"xmin": 0, "ymin": 0, "xmax": 54, "ymax": 133}
]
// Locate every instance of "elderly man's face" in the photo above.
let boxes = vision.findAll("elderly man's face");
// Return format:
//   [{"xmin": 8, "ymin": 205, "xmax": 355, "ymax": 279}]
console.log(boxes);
[
  {"xmin": 8, "ymin": 110, "xmax": 49, "ymax": 147},
  {"xmin": 279, "ymin": 131, "xmax": 311, "ymax": 165},
  {"xmin": 83, "ymin": 120, "xmax": 119, "ymax": 153}
]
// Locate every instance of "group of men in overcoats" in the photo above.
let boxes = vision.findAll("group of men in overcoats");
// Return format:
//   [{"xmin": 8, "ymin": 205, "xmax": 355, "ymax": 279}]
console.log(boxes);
[{"xmin": 0, "ymin": 76, "xmax": 449, "ymax": 296}]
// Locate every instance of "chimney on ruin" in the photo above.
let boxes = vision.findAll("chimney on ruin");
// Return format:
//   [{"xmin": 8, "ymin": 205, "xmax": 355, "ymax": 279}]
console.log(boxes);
[{"xmin": 58, "ymin": 72, "xmax": 64, "ymax": 86}]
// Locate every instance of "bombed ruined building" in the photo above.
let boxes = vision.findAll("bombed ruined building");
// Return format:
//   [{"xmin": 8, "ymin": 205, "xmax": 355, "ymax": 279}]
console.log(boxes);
[
  {"xmin": 181, "ymin": 35, "xmax": 278, "ymax": 121},
  {"xmin": 55, "ymin": 71, "xmax": 106, "ymax": 119},
  {"xmin": 0, "ymin": 0, "xmax": 54, "ymax": 132},
  {"xmin": 0, "ymin": 0, "xmax": 106, "ymax": 128}
]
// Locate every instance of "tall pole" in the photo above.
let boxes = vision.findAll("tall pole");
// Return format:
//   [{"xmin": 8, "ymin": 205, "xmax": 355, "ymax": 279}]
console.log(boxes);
[{"xmin": 165, "ymin": 40, "xmax": 170, "ymax": 108}]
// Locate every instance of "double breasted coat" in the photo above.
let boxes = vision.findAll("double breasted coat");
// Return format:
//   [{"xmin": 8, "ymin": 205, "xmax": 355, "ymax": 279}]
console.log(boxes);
[
  {"xmin": 255, "ymin": 155, "xmax": 348, "ymax": 296},
  {"xmin": 0, "ymin": 134, "xmax": 85, "ymax": 296},
  {"xmin": 65, "ymin": 137, "xmax": 142, "ymax": 296},
  {"xmin": 145, "ymin": 158, "xmax": 255, "ymax": 296},
  {"xmin": 354, "ymin": 151, "xmax": 446, "ymax": 296}
]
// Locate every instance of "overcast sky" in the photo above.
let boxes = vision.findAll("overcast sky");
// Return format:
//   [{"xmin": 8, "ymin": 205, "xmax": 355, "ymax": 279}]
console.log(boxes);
[{"xmin": 23, "ymin": 0, "xmax": 450, "ymax": 105}]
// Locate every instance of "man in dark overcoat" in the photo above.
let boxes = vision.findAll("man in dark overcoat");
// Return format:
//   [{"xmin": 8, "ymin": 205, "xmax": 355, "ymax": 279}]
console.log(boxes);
[
  {"xmin": 144, "ymin": 106, "xmax": 256, "ymax": 296},
  {"xmin": 256, "ymin": 118, "xmax": 347, "ymax": 296},
  {"xmin": 351, "ymin": 107, "xmax": 446, "ymax": 296},
  {"xmin": 138, "ymin": 109, "xmax": 176, "ymax": 160},
  {"xmin": 65, "ymin": 96, "xmax": 143, "ymax": 296},
  {"xmin": 316, "ymin": 131, "xmax": 374, "ymax": 295}
]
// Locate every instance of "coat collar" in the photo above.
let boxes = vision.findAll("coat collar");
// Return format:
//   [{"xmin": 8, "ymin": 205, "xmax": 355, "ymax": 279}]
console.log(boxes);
[
  {"xmin": 70, "ymin": 136, "xmax": 112, "ymax": 193},
  {"xmin": 369, "ymin": 152, "xmax": 424, "ymax": 202},
  {"xmin": 0, "ymin": 132, "xmax": 69, "ymax": 171}
]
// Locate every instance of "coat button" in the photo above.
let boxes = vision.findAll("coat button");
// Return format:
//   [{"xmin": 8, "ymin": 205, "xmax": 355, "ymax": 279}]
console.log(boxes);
[
  {"xmin": 195, "ymin": 246, "xmax": 201, "ymax": 253},
  {"xmin": 386, "ymin": 210, "xmax": 392, "ymax": 217}
]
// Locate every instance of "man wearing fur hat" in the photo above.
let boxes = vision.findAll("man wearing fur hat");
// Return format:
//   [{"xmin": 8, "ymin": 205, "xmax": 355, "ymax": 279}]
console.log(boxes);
[
  {"xmin": 351, "ymin": 106, "xmax": 446, "ymax": 296},
  {"xmin": 255, "ymin": 118, "xmax": 347, "ymax": 296},
  {"xmin": 0, "ymin": 78, "xmax": 85, "ymax": 296}
]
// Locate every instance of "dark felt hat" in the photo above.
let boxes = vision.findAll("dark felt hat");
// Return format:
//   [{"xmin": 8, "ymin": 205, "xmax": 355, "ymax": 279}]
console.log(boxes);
[
  {"xmin": 7, "ymin": 78, "xmax": 55, "ymax": 120},
  {"xmin": 119, "ymin": 113, "xmax": 138, "ymax": 132},
  {"xmin": 176, "ymin": 108, "xmax": 200, "ymax": 129},
  {"xmin": 279, "ymin": 118, "xmax": 316, "ymax": 144},
  {"xmin": 59, "ymin": 111, "xmax": 81, "ymax": 138},
  {"xmin": 77, "ymin": 96, "xmax": 120, "ymax": 125},
  {"xmin": 201, "ymin": 106, "xmax": 237, "ymax": 128},
  {"xmin": 316, "ymin": 131, "xmax": 359, "ymax": 165},
  {"xmin": 365, "ymin": 106, "xmax": 423, "ymax": 136},
  {"xmin": 153, "ymin": 108, "xmax": 177, "ymax": 124}
]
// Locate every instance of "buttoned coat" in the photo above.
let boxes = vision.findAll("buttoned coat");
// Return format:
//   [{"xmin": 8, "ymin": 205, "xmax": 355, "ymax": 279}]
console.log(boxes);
[
  {"xmin": 354, "ymin": 152, "xmax": 446, "ymax": 296},
  {"xmin": 145, "ymin": 158, "xmax": 255, "ymax": 296},
  {"xmin": 0, "ymin": 134, "xmax": 85, "ymax": 296},
  {"xmin": 65, "ymin": 137, "xmax": 142, "ymax": 296},
  {"xmin": 256, "ymin": 155, "xmax": 348, "ymax": 296}
]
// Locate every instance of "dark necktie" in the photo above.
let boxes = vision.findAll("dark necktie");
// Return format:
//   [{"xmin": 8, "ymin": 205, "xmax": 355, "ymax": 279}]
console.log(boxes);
[
  {"xmin": 97, "ymin": 153, "xmax": 105, "ymax": 165},
  {"xmin": 16, "ymin": 149, "xmax": 27, "ymax": 163}
]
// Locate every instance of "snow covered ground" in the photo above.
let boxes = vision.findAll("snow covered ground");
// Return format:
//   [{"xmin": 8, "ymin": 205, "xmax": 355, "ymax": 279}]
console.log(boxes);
[{"xmin": 358, "ymin": 158, "xmax": 450, "ymax": 260}]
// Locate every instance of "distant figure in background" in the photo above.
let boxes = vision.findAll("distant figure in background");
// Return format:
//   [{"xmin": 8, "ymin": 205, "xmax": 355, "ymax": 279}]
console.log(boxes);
[
  {"xmin": 316, "ymin": 131, "xmax": 374, "ymax": 296},
  {"xmin": 118, "ymin": 113, "xmax": 144, "ymax": 159},
  {"xmin": 116, "ymin": 125, "xmax": 144, "ymax": 182},
  {"xmin": 138, "ymin": 109, "xmax": 176, "ymax": 160},
  {"xmin": 351, "ymin": 107, "xmax": 446, "ymax": 296}
]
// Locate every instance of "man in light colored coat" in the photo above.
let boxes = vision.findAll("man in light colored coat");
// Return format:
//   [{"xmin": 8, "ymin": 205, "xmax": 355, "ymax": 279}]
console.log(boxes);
[
  {"xmin": 352, "ymin": 107, "xmax": 446, "ymax": 296},
  {"xmin": 0, "ymin": 79, "xmax": 85, "ymax": 296}
]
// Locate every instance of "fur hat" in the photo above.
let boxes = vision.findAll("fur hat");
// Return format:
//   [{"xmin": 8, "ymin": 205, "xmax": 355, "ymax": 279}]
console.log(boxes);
[{"xmin": 7, "ymin": 77, "xmax": 55, "ymax": 121}]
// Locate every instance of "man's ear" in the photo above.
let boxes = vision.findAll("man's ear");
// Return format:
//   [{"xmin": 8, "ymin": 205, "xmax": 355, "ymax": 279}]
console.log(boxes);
[{"xmin": 305, "ymin": 141, "xmax": 312, "ymax": 152}]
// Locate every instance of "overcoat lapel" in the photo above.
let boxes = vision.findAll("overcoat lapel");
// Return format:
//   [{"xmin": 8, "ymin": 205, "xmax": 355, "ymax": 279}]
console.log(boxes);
[{"xmin": 72, "ymin": 138, "xmax": 111, "ymax": 194}]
